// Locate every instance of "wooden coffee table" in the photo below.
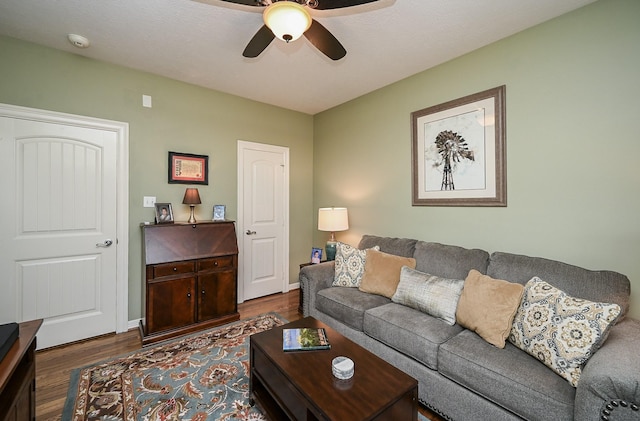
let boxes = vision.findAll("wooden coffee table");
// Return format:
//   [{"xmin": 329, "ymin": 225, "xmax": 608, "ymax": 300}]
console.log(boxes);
[{"xmin": 250, "ymin": 316, "xmax": 418, "ymax": 420}]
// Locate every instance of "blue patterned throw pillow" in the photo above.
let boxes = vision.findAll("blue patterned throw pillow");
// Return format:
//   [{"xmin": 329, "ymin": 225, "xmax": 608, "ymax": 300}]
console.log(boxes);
[
  {"xmin": 332, "ymin": 242, "xmax": 379, "ymax": 287},
  {"xmin": 509, "ymin": 277, "xmax": 621, "ymax": 387}
]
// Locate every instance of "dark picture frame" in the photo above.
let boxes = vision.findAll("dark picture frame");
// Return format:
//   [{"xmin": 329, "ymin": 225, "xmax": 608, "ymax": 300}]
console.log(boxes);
[
  {"xmin": 168, "ymin": 151, "xmax": 209, "ymax": 185},
  {"xmin": 411, "ymin": 85, "xmax": 506, "ymax": 206},
  {"xmin": 155, "ymin": 203, "xmax": 174, "ymax": 224}
]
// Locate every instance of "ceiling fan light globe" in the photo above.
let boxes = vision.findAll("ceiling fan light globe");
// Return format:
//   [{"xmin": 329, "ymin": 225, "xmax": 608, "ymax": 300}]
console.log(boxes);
[{"xmin": 263, "ymin": 1, "xmax": 311, "ymax": 43}]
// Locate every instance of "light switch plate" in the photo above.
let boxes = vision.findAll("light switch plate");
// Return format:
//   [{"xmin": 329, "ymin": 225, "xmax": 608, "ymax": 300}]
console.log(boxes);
[
  {"xmin": 142, "ymin": 95, "xmax": 152, "ymax": 108},
  {"xmin": 143, "ymin": 196, "xmax": 156, "ymax": 208}
]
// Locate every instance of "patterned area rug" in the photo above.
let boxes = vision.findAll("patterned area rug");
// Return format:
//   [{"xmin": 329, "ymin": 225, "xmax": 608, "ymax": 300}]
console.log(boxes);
[{"xmin": 63, "ymin": 313, "xmax": 286, "ymax": 421}]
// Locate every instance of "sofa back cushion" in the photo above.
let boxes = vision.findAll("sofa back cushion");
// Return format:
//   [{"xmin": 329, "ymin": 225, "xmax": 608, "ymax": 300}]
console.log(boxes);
[
  {"xmin": 487, "ymin": 252, "xmax": 631, "ymax": 317},
  {"xmin": 358, "ymin": 235, "xmax": 417, "ymax": 258},
  {"xmin": 413, "ymin": 241, "xmax": 489, "ymax": 280}
]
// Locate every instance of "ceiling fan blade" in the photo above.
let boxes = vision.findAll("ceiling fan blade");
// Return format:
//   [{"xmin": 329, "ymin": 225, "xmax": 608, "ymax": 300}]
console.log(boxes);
[
  {"xmin": 243, "ymin": 25, "xmax": 275, "ymax": 58},
  {"xmin": 314, "ymin": 0, "xmax": 380, "ymax": 10},
  {"xmin": 304, "ymin": 19, "xmax": 346, "ymax": 60},
  {"xmin": 217, "ymin": 0, "xmax": 268, "ymax": 6}
]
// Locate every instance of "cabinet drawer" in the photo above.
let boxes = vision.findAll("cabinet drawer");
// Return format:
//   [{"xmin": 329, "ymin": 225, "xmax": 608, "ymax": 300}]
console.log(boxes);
[
  {"xmin": 198, "ymin": 256, "xmax": 234, "ymax": 271},
  {"xmin": 153, "ymin": 261, "xmax": 195, "ymax": 278}
]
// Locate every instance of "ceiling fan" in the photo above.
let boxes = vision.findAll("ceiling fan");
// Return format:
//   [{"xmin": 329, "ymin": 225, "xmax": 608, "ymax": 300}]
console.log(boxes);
[{"xmin": 218, "ymin": 0, "xmax": 380, "ymax": 60}]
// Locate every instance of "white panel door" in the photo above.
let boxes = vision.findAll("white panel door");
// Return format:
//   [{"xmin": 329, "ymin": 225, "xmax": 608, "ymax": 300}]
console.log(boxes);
[
  {"xmin": 0, "ymin": 113, "xmax": 120, "ymax": 349},
  {"xmin": 238, "ymin": 141, "xmax": 289, "ymax": 301}
]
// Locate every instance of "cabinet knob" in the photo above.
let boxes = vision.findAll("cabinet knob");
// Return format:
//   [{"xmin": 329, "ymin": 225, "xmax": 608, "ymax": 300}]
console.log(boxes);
[
  {"xmin": 201, "ymin": 290, "xmax": 206, "ymax": 295},
  {"xmin": 173, "ymin": 267, "xmax": 177, "ymax": 271},
  {"xmin": 214, "ymin": 261, "xmax": 218, "ymax": 266},
  {"xmin": 187, "ymin": 291, "xmax": 191, "ymax": 299}
]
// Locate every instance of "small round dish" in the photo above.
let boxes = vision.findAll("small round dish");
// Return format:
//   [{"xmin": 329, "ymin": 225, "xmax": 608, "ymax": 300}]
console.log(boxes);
[{"xmin": 332, "ymin": 356, "xmax": 354, "ymax": 380}]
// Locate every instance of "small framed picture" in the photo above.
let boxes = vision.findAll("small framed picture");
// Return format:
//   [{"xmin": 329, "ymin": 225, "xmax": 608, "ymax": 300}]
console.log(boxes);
[
  {"xmin": 311, "ymin": 247, "xmax": 323, "ymax": 264},
  {"xmin": 213, "ymin": 205, "xmax": 226, "ymax": 221},
  {"xmin": 155, "ymin": 203, "xmax": 174, "ymax": 224}
]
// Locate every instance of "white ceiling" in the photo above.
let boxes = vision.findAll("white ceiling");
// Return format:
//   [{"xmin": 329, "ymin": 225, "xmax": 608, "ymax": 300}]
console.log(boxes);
[{"xmin": 0, "ymin": 0, "xmax": 596, "ymax": 115}]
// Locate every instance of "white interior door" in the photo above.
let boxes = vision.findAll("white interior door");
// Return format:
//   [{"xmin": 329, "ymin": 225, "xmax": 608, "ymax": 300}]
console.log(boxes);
[
  {"xmin": 0, "ymin": 104, "xmax": 128, "ymax": 349},
  {"xmin": 237, "ymin": 141, "xmax": 289, "ymax": 301}
]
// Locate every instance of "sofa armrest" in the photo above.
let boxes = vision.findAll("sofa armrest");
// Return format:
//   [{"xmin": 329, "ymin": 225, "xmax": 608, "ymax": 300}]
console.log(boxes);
[
  {"xmin": 299, "ymin": 261, "xmax": 335, "ymax": 317},
  {"xmin": 575, "ymin": 318, "xmax": 640, "ymax": 421}
]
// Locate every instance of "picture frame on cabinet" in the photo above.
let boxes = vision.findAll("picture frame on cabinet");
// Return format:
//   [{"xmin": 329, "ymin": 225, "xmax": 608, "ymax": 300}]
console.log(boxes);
[
  {"xmin": 155, "ymin": 203, "xmax": 174, "ymax": 224},
  {"xmin": 213, "ymin": 205, "xmax": 226, "ymax": 221}
]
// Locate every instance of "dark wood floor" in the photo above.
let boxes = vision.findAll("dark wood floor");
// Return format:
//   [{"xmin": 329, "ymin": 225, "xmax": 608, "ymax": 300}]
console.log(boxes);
[{"xmin": 35, "ymin": 289, "xmax": 442, "ymax": 420}]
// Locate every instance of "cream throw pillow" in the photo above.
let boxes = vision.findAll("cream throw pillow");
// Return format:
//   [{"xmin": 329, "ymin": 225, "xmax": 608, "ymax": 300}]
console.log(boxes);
[
  {"xmin": 455, "ymin": 269, "xmax": 524, "ymax": 348},
  {"xmin": 392, "ymin": 266, "xmax": 465, "ymax": 325},
  {"xmin": 509, "ymin": 277, "xmax": 621, "ymax": 387},
  {"xmin": 358, "ymin": 249, "xmax": 416, "ymax": 298}
]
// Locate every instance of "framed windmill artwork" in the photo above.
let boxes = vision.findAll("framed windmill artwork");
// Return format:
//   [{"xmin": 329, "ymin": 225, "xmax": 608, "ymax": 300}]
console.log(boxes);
[{"xmin": 411, "ymin": 85, "xmax": 506, "ymax": 206}]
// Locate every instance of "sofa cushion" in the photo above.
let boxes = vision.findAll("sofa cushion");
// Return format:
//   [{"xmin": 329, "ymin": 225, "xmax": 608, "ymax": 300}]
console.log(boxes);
[
  {"xmin": 413, "ymin": 241, "xmax": 489, "ymax": 280},
  {"xmin": 391, "ymin": 266, "xmax": 464, "ymax": 326},
  {"xmin": 358, "ymin": 235, "xmax": 417, "ymax": 258},
  {"xmin": 332, "ymin": 242, "xmax": 379, "ymax": 287},
  {"xmin": 456, "ymin": 269, "xmax": 524, "ymax": 348},
  {"xmin": 509, "ymin": 277, "xmax": 621, "ymax": 387},
  {"xmin": 364, "ymin": 303, "xmax": 463, "ymax": 370},
  {"xmin": 487, "ymin": 251, "xmax": 631, "ymax": 318},
  {"xmin": 316, "ymin": 287, "xmax": 390, "ymax": 331},
  {"xmin": 439, "ymin": 329, "xmax": 575, "ymax": 420},
  {"xmin": 359, "ymin": 250, "xmax": 416, "ymax": 298}
]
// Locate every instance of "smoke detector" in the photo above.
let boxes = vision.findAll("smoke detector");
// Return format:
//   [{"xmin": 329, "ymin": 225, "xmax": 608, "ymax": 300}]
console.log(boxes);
[{"xmin": 67, "ymin": 34, "xmax": 90, "ymax": 48}]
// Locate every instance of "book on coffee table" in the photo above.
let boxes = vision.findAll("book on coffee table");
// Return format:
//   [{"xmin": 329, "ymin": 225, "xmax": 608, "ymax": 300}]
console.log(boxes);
[{"xmin": 283, "ymin": 327, "xmax": 331, "ymax": 352}]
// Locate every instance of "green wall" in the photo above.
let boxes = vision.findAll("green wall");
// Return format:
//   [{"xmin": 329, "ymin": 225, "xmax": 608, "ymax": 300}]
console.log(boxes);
[
  {"xmin": 1, "ymin": 0, "xmax": 639, "ymax": 323},
  {"xmin": 0, "ymin": 36, "xmax": 314, "ymax": 321},
  {"xmin": 313, "ymin": 0, "xmax": 640, "ymax": 319}
]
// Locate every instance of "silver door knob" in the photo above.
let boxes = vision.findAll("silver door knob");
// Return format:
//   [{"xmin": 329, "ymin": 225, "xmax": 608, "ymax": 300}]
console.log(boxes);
[
  {"xmin": 96, "ymin": 239, "xmax": 113, "ymax": 247},
  {"xmin": 246, "ymin": 230, "xmax": 257, "ymax": 235}
]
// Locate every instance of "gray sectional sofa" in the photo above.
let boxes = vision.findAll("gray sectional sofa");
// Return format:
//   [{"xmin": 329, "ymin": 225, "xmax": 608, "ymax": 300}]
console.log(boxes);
[{"xmin": 299, "ymin": 235, "xmax": 640, "ymax": 421}]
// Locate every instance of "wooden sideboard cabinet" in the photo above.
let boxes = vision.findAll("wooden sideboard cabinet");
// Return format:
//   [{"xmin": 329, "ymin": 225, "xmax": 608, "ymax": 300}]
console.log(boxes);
[
  {"xmin": 0, "ymin": 319, "xmax": 42, "ymax": 421},
  {"xmin": 140, "ymin": 221, "xmax": 240, "ymax": 346}
]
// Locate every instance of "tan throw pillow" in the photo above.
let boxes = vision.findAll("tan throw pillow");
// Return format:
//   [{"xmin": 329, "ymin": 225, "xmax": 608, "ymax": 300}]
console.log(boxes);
[
  {"xmin": 455, "ymin": 269, "xmax": 524, "ymax": 348},
  {"xmin": 358, "ymin": 249, "xmax": 416, "ymax": 298}
]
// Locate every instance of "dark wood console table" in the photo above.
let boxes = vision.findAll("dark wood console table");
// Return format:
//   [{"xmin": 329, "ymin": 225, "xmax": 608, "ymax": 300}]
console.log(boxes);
[
  {"xmin": 0, "ymin": 319, "xmax": 42, "ymax": 421},
  {"xmin": 140, "ymin": 221, "xmax": 240, "ymax": 346}
]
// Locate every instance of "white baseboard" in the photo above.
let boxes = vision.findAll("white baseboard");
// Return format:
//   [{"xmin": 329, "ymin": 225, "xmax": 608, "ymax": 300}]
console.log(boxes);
[{"xmin": 127, "ymin": 319, "xmax": 141, "ymax": 331}]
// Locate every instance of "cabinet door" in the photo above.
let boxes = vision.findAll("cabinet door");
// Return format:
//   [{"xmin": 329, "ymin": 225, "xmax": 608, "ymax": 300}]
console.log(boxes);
[
  {"xmin": 147, "ymin": 277, "xmax": 196, "ymax": 334},
  {"xmin": 198, "ymin": 270, "xmax": 237, "ymax": 321}
]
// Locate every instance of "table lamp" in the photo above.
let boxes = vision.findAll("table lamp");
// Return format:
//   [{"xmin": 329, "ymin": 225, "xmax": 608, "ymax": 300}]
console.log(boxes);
[
  {"xmin": 318, "ymin": 207, "xmax": 349, "ymax": 261},
  {"xmin": 182, "ymin": 188, "xmax": 201, "ymax": 224}
]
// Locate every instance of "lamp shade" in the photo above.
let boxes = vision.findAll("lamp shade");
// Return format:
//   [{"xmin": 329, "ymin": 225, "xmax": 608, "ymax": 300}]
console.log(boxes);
[
  {"xmin": 318, "ymin": 207, "xmax": 349, "ymax": 232},
  {"xmin": 263, "ymin": 1, "xmax": 312, "ymax": 43},
  {"xmin": 182, "ymin": 188, "xmax": 201, "ymax": 205}
]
